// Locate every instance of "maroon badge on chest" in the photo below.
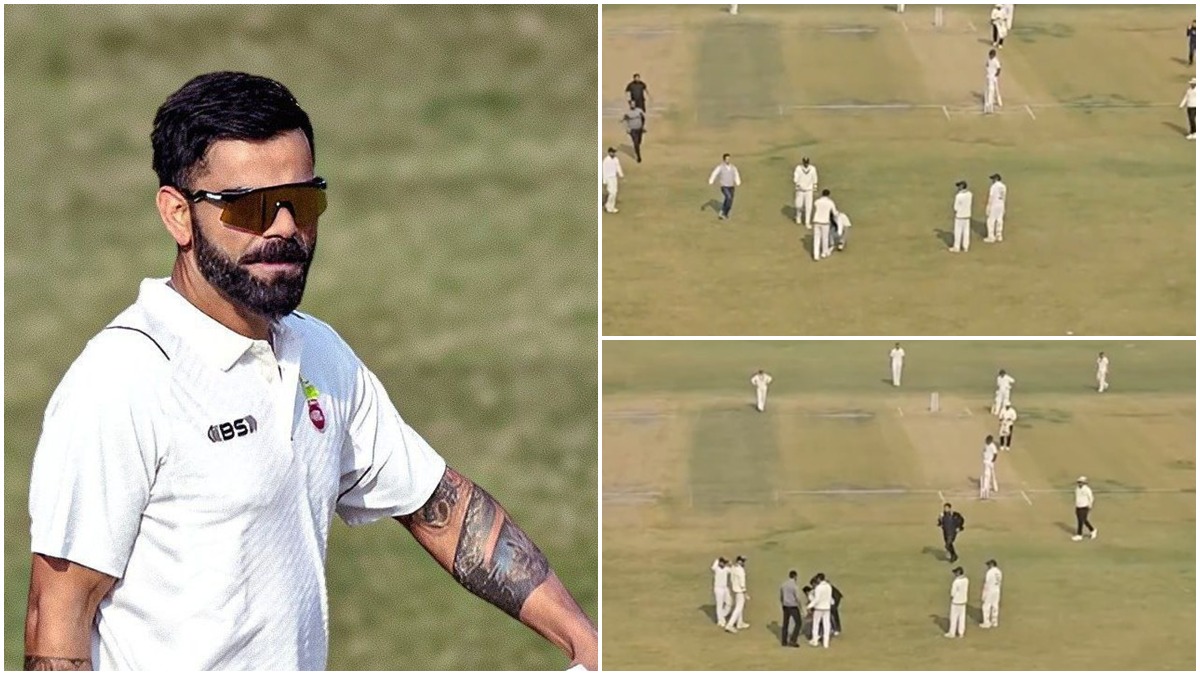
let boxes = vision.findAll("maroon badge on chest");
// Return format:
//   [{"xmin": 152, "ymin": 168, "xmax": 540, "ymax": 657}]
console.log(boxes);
[{"xmin": 300, "ymin": 376, "xmax": 326, "ymax": 433}]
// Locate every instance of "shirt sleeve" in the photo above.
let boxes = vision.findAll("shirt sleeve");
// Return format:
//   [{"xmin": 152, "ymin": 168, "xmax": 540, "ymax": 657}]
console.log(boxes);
[
  {"xmin": 28, "ymin": 332, "xmax": 165, "ymax": 579},
  {"xmin": 336, "ymin": 362, "xmax": 448, "ymax": 525}
]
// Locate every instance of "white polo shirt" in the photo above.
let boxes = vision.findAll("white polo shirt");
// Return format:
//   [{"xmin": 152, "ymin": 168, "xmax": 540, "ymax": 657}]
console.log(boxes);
[
  {"xmin": 954, "ymin": 190, "xmax": 973, "ymax": 219},
  {"xmin": 751, "ymin": 372, "xmax": 772, "ymax": 391},
  {"xmin": 712, "ymin": 561, "xmax": 731, "ymax": 590},
  {"xmin": 729, "ymin": 565, "xmax": 747, "ymax": 593},
  {"xmin": 28, "ymin": 277, "xmax": 447, "ymax": 670},
  {"xmin": 602, "ymin": 155, "xmax": 624, "ymax": 180},
  {"xmin": 950, "ymin": 576, "xmax": 969, "ymax": 604}
]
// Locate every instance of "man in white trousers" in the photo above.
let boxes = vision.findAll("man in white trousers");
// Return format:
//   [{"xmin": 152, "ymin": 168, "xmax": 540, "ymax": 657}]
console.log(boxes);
[
  {"xmin": 980, "ymin": 435, "xmax": 999, "ymax": 499},
  {"xmin": 889, "ymin": 343, "xmax": 905, "ymax": 387},
  {"xmin": 1002, "ymin": 4, "xmax": 1014, "ymax": 32},
  {"xmin": 990, "ymin": 5, "xmax": 1008, "ymax": 48},
  {"xmin": 984, "ymin": 173, "xmax": 1007, "ymax": 242},
  {"xmin": 751, "ymin": 370, "xmax": 773, "ymax": 412},
  {"xmin": 950, "ymin": 180, "xmax": 973, "ymax": 252},
  {"xmin": 811, "ymin": 189, "xmax": 839, "ymax": 261},
  {"xmin": 602, "ymin": 147, "xmax": 623, "ymax": 213},
  {"xmin": 897, "ymin": 3, "xmax": 905, "ymax": 12},
  {"xmin": 945, "ymin": 566, "xmax": 969, "ymax": 638},
  {"xmin": 984, "ymin": 49, "xmax": 1002, "ymax": 114},
  {"xmin": 992, "ymin": 369, "xmax": 1015, "ymax": 415},
  {"xmin": 712, "ymin": 557, "xmax": 733, "ymax": 628},
  {"xmin": 807, "ymin": 573, "xmax": 834, "ymax": 648},
  {"xmin": 980, "ymin": 559, "xmax": 1003, "ymax": 628},
  {"xmin": 729, "ymin": 4, "xmax": 738, "ymax": 15},
  {"xmin": 727, "ymin": 556, "xmax": 751, "ymax": 632},
  {"xmin": 1096, "ymin": 352, "xmax": 1110, "ymax": 392},
  {"xmin": 793, "ymin": 157, "xmax": 819, "ymax": 227}
]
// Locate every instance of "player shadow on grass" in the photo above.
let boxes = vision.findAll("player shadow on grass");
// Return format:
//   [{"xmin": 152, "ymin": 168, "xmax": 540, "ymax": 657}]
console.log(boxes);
[
  {"xmin": 618, "ymin": 143, "xmax": 637, "ymax": 160},
  {"xmin": 1052, "ymin": 521, "xmax": 1077, "ymax": 535},
  {"xmin": 1171, "ymin": 56, "xmax": 1191, "ymax": 66},
  {"xmin": 1162, "ymin": 121, "xmax": 1190, "ymax": 136},
  {"xmin": 929, "ymin": 613, "xmax": 949, "ymax": 634},
  {"xmin": 921, "ymin": 545, "xmax": 949, "ymax": 562},
  {"xmin": 697, "ymin": 604, "xmax": 718, "ymax": 623},
  {"xmin": 933, "ymin": 221, "xmax": 985, "ymax": 249},
  {"xmin": 700, "ymin": 199, "xmax": 721, "ymax": 214}
]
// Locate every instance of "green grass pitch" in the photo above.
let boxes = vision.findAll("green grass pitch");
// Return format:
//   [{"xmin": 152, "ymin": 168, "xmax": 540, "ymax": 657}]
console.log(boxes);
[
  {"xmin": 602, "ymin": 5, "xmax": 1195, "ymax": 335},
  {"xmin": 4, "ymin": 6, "xmax": 596, "ymax": 669},
  {"xmin": 603, "ymin": 340, "xmax": 1195, "ymax": 670}
]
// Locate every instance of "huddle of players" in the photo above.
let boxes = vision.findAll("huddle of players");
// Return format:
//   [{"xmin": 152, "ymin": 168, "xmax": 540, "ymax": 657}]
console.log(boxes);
[
  {"xmin": 711, "ymin": 558, "xmax": 844, "ymax": 649},
  {"xmin": 949, "ymin": 175, "xmax": 1008, "ymax": 253}
]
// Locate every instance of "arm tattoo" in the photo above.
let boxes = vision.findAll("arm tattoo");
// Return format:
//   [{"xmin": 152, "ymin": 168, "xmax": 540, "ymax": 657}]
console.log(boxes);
[
  {"xmin": 24, "ymin": 656, "xmax": 91, "ymax": 671},
  {"xmin": 453, "ymin": 483, "xmax": 551, "ymax": 619},
  {"xmin": 412, "ymin": 468, "xmax": 464, "ymax": 528}
]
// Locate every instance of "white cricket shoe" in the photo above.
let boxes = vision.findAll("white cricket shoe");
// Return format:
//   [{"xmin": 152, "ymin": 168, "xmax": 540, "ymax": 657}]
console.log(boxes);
[
  {"xmin": 980, "ymin": 623, "xmax": 990, "ymax": 628},
  {"xmin": 1187, "ymin": 133, "xmax": 1196, "ymax": 140},
  {"xmin": 1090, "ymin": 528, "xmax": 1098, "ymax": 539},
  {"xmin": 943, "ymin": 633, "xmax": 955, "ymax": 638},
  {"xmin": 1071, "ymin": 535, "xmax": 1083, "ymax": 541},
  {"xmin": 725, "ymin": 625, "xmax": 738, "ymax": 633},
  {"xmin": 737, "ymin": 623, "xmax": 750, "ymax": 629},
  {"xmin": 948, "ymin": 247, "xmax": 960, "ymax": 253},
  {"xmin": 984, "ymin": 237, "xmax": 995, "ymax": 243}
]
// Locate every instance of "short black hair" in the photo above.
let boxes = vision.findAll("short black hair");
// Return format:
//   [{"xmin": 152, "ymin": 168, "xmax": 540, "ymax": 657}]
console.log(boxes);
[
  {"xmin": 802, "ymin": 585, "xmax": 812, "ymax": 593},
  {"xmin": 788, "ymin": 570, "xmax": 797, "ymax": 579},
  {"xmin": 821, "ymin": 188, "xmax": 831, "ymax": 196},
  {"xmin": 152, "ymin": 71, "xmax": 315, "ymax": 191},
  {"xmin": 944, "ymin": 502, "xmax": 952, "ymax": 508},
  {"xmin": 722, "ymin": 153, "xmax": 731, "ymax": 161},
  {"xmin": 607, "ymin": 147, "xmax": 617, "ymax": 154}
]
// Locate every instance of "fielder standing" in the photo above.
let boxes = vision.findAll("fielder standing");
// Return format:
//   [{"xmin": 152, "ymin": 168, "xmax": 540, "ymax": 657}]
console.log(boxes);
[
  {"xmin": 1180, "ymin": 77, "xmax": 1195, "ymax": 140},
  {"xmin": 751, "ymin": 369, "xmax": 773, "ymax": 412},
  {"xmin": 889, "ymin": 342, "xmax": 906, "ymax": 387},
  {"xmin": 811, "ymin": 189, "xmax": 839, "ymax": 261},
  {"xmin": 998, "ymin": 403, "xmax": 1017, "ymax": 451},
  {"xmin": 980, "ymin": 435, "xmax": 999, "ymax": 500},
  {"xmin": 806, "ymin": 573, "xmax": 834, "ymax": 648},
  {"xmin": 980, "ymin": 559, "xmax": 1003, "ymax": 628},
  {"xmin": 1096, "ymin": 352, "xmax": 1110, "ymax": 393},
  {"xmin": 1187, "ymin": 19, "xmax": 1195, "ymax": 66},
  {"xmin": 792, "ymin": 157, "xmax": 819, "ymax": 227},
  {"xmin": 602, "ymin": 147, "xmax": 624, "ymax": 214},
  {"xmin": 708, "ymin": 154, "xmax": 741, "ymax": 220},
  {"xmin": 945, "ymin": 566, "xmax": 969, "ymax": 638},
  {"xmin": 727, "ymin": 556, "xmax": 750, "ymax": 632},
  {"xmin": 712, "ymin": 557, "xmax": 733, "ymax": 627},
  {"xmin": 992, "ymin": 369, "xmax": 1015, "ymax": 415},
  {"xmin": 984, "ymin": 50, "xmax": 1003, "ymax": 114},
  {"xmin": 985, "ymin": 173, "xmax": 1007, "ymax": 242},
  {"xmin": 950, "ymin": 180, "xmax": 973, "ymax": 252},
  {"xmin": 1072, "ymin": 477, "xmax": 1097, "ymax": 541}
]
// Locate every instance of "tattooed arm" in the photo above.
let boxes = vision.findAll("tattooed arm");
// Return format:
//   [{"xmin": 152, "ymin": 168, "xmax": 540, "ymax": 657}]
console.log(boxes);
[
  {"xmin": 24, "ymin": 554, "xmax": 117, "ymax": 670},
  {"xmin": 396, "ymin": 467, "xmax": 597, "ymax": 669}
]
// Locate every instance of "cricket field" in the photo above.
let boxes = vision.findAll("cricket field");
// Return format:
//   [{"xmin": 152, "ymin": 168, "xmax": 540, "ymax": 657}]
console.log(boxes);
[
  {"xmin": 602, "ymin": 5, "xmax": 1196, "ymax": 335},
  {"xmin": 4, "ymin": 6, "xmax": 596, "ymax": 670},
  {"xmin": 603, "ymin": 340, "xmax": 1195, "ymax": 669}
]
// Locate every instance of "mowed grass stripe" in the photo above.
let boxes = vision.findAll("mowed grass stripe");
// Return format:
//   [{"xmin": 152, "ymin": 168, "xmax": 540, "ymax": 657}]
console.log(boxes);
[
  {"xmin": 694, "ymin": 21, "xmax": 785, "ymax": 127},
  {"xmin": 689, "ymin": 407, "xmax": 778, "ymax": 510}
]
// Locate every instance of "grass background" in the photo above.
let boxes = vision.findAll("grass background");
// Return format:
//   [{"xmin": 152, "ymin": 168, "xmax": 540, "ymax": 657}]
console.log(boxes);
[
  {"xmin": 4, "ymin": 5, "xmax": 596, "ymax": 669},
  {"xmin": 603, "ymin": 340, "xmax": 1195, "ymax": 669},
  {"xmin": 602, "ymin": 5, "xmax": 1196, "ymax": 335}
]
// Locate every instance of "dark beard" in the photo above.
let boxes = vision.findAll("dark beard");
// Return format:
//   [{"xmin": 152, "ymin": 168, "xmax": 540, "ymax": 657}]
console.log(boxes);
[{"xmin": 192, "ymin": 222, "xmax": 315, "ymax": 320}]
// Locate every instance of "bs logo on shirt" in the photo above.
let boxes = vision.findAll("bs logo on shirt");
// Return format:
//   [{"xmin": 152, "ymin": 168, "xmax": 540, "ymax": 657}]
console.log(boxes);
[{"xmin": 207, "ymin": 415, "xmax": 259, "ymax": 443}]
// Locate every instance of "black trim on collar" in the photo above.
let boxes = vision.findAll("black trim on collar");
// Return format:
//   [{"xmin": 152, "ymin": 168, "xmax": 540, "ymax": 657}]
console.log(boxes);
[{"xmin": 104, "ymin": 326, "xmax": 170, "ymax": 361}]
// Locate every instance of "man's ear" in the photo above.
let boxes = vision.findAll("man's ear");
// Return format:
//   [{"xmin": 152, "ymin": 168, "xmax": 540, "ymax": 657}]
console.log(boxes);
[{"xmin": 157, "ymin": 185, "xmax": 193, "ymax": 248}]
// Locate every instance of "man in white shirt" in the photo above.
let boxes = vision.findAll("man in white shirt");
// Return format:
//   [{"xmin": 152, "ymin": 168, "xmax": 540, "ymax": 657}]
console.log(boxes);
[
  {"xmin": 806, "ymin": 573, "xmax": 834, "ymax": 648},
  {"xmin": 727, "ymin": 556, "xmax": 751, "ymax": 631},
  {"xmin": 603, "ymin": 147, "xmax": 624, "ymax": 213},
  {"xmin": 990, "ymin": 5, "xmax": 1008, "ymax": 48},
  {"xmin": 708, "ymin": 153, "xmax": 742, "ymax": 220},
  {"xmin": 897, "ymin": 3, "xmax": 905, "ymax": 12},
  {"xmin": 980, "ymin": 559, "xmax": 1003, "ymax": 628},
  {"xmin": 832, "ymin": 211, "xmax": 853, "ymax": 251},
  {"xmin": 1003, "ymin": 4, "xmax": 1014, "ymax": 31},
  {"xmin": 980, "ymin": 435, "xmax": 999, "ymax": 499},
  {"xmin": 751, "ymin": 370, "xmax": 773, "ymax": 412},
  {"xmin": 984, "ymin": 173, "xmax": 1007, "ymax": 242},
  {"xmin": 1180, "ymin": 78, "xmax": 1195, "ymax": 140},
  {"xmin": 1096, "ymin": 352, "xmax": 1110, "ymax": 393},
  {"xmin": 945, "ymin": 566, "xmax": 969, "ymax": 638},
  {"xmin": 889, "ymin": 342, "xmax": 906, "ymax": 387},
  {"xmin": 792, "ymin": 157, "xmax": 819, "ymax": 227},
  {"xmin": 23, "ymin": 72, "xmax": 597, "ymax": 671},
  {"xmin": 984, "ymin": 50, "xmax": 1003, "ymax": 114},
  {"xmin": 992, "ymin": 369, "xmax": 1015, "ymax": 415},
  {"xmin": 998, "ymin": 403, "xmax": 1017, "ymax": 451},
  {"xmin": 1072, "ymin": 477, "xmax": 1097, "ymax": 541},
  {"xmin": 811, "ymin": 188, "xmax": 840, "ymax": 261},
  {"xmin": 712, "ymin": 558, "xmax": 733, "ymax": 628},
  {"xmin": 950, "ymin": 180, "xmax": 973, "ymax": 253}
]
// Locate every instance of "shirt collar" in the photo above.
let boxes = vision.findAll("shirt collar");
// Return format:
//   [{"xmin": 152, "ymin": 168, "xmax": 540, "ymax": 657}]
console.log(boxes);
[{"xmin": 137, "ymin": 277, "xmax": 292, "ymax": 372}]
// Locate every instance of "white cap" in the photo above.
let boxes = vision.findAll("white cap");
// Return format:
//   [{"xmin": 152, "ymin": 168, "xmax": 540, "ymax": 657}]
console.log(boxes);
[{"xmin": 1077, "ymin": 475, "xmax": 1088, "ymax": 483}]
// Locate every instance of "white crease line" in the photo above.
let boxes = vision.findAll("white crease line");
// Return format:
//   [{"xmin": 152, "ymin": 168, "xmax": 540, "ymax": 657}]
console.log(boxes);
[
  {"xmin": 1021, "ymin": 490, "xmax": 1033, "ymax": 505},
  {"xmin": 967, "ymin": 19, "xmax": 977, "ymax": 32},
  {"xmin": 937, "ymin": 490, "xmax": 945, "ymax": 502},
  {"xmin": 897, "ymin": 406, "xmax": 905, "ymax": 417},
  {"xmin": 963, "ymin": 407, "xmax": 973, "ymax": 416},
  {"xmin": 1024, "ymin": 104, "xmax": 1037, "ymax": 120},
  {"xmin": 901, "ymin": 18, "xmax": 909, "ymax": 32},
  {"xmin": 941, "ymin": 105, "xmax": 951, "ymax": 120}
]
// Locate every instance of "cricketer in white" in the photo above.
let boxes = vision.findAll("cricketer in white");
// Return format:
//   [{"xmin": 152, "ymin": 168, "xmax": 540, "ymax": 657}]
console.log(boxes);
[{"xmin": 24, "ymin": 71, "xmax": 596, "ymax": 672}]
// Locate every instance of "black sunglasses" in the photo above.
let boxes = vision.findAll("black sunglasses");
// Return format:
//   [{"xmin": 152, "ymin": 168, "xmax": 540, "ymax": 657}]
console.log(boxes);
[{"xmin": 186, "ymin": 177, "xmax": 328, "ymax": 234}]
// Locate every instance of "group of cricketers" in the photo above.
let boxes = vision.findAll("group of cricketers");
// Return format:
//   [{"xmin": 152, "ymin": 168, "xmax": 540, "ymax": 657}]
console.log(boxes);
[{"xmin": 712, "ymin": 559, "xmax": 845, "ymax": 649}]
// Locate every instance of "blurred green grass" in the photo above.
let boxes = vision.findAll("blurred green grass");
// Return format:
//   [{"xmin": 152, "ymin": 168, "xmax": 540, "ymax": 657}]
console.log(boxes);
[{"xmin": 4, "ymin": 5, "xmax": 597, "ymax": 670}]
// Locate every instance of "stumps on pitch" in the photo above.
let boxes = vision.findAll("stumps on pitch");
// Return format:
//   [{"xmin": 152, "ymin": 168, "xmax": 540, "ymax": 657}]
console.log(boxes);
[
  {"xmin": 933, "ymin": 6, "xmax": 944, "ymax": 28},
  {"xmin": 930, "ymin": 392, "xmax": 941, "ymax": 413}
]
